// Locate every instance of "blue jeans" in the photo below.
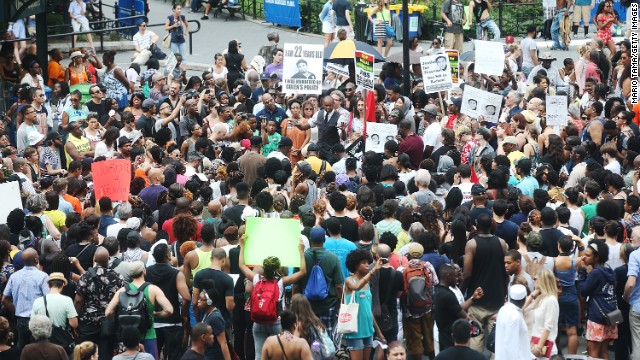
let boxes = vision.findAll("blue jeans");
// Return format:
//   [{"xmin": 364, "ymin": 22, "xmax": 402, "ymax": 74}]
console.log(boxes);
[
  {"xmin": 551, "ymin": 9, "xmax": 566, "ymax": 49},
  {"xmin": 253, "ymin": 319, "xmax": 282, "ymax": 360},
  {"xmin": 476, "ymin": 18, "xmax": 500, "ymax": 41},
  {"xmin": 170, "ymin": 42, "xmax": 187, "ymax": 61},
  {"xmin": 191, "ymin": 0, "xmax": 201, "ymax": 11}
]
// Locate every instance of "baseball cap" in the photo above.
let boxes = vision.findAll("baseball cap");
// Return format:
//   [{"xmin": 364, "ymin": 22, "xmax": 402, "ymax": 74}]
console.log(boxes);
[
  {"xmin": 424, "ymin": 104, "xmax": 438, "ymax": 116},
  {"xmin": 296, "ymin": 161, "xmax": 313, "ymax": 177},
  {"xmin": 260, "ymin": 72, "xmax": 270, "ymax": 80},
  {"xmin": 142, "ymin": 99, "xmax": 156, "ymax": 110},
  {"xmin": 509, "ymin": 284, "xmax": 527, "ymax": 301},
  {"xmin": 503, "ymin": 136, "xmax": 518, "ymax": 146},
  {"xmin": 307, "ymin": 143, "xmax": 319, "ymax": 152},
  {"xmin": 526, "ymin": 231, "xmax": 543, "ymax": 248},
  {"xmin": 408, "ymin": 243, "xmax": 424, "ymax": 259},
  {"xmin": 118, "ymin": 136, "xmax": 132, "ymax": 147},
  {"xmin": 451, "ymin": 97, "xmax": 462, "ymax": 109},
  {"xmin": 46, "ymin": 132, "xmax": 61, "ymax": 142},
  {"xmin": 28, "ymin": 131, "xmax": 44, "ymax": 146},
  {"xmin": 471, "ymin": 183, "xmax": 486, "ymax": 196},
  {"xmin": 309, "ymin": 226, "xmax": 326, "ymax": 244},
  {"xmin": 278, "ymin": 136, "xmax": 293, "ymax": 147}
]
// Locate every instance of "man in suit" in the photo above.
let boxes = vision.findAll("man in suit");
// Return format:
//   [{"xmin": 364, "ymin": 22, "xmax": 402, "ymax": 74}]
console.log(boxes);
[{"xmin": 294, "ymin": 95, "xmax": 345, "ymax": 163}]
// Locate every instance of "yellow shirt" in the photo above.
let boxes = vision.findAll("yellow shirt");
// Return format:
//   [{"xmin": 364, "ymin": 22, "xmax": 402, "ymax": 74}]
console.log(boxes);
[
  {"xmin": 306, "ymin": 156, "xmax": 333, "ymax": 175},
  {"xmin": 507, "ymin": 150, "xmax": 525, "ymax": 166},
  {"xmin": 65, "ymin": 135, "xmax": 92, "ymax": 165},
  {"xmin": 44, "ymin": 210, "xmax": 67, "ymax": 231}
]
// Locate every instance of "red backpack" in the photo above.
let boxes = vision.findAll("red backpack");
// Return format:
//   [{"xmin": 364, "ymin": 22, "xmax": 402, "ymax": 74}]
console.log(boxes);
[
  {"xmin": 250, "ymin": 276, "xmax": 280, "ymax": 324},
  {"xmin": 402, "ymin": 262, "xmax": 434, "ymax": 317}
]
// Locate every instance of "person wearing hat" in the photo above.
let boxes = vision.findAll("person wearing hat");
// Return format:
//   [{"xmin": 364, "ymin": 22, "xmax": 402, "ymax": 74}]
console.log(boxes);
[
  {"xmin": 526, "ymin": 52, "xmax": 565, "ymax": 88},
  {"xmin": 515, "ymin": 158, "xmax": 539, "ymax": 197},
  {"xmin": 494, "ymin": 284, "xmax": 533, "ymax": 359},
  {"xmin": 116, "ymin": 135, "xmax": 133, "ymax": 160},
  {"xmin": 467, "ymin": 183, "xmax": 492, "ymax": 224},
  {"xmin": 65, "ymin": 121, "xmax": 93, "ymax": 164},
  {"xmin": 41, "ymin": 132, "xmax": 68, "ymax": 177},
  {"xmin": 238, "ymin": 135, "xmax": 266, "ymax": 184},
  {"xmin": 229, "ymin": 84, "xmax": 256, "ymax": 113},
  {"xmin": 420, "ymin": 103, "xmax": 442, "ymax": 158},
  {"xmin": 303, "ymin": 142, "xmax": 333, "ymax": 175},
  {"xmin": 402, "ymin": 242, "xmax": 439, "ymax": 359},
  {"xmin": 267, "ymin": 136, "xmax": 293, "ymax": 163},
  {"xmin": 462, "ymin": 213, "xmax": 509, "ymax": 353},
  {"xmin": 251, "ymin": 72, "xmax": 272, "ymax": 103},
  {"xmin": 468, "ymin": 127, "xmax": 494, "ymax": 176},
  {"xmin": 147, "ymin": 73, "xmax": 167, "ymax": 102},
  {"xmin": 502, "ymin": 136, "xmax": 524, "ymax": 165},
  {"xmin": 31, "ymin": 272, "xmax": 79, "ymax": 333},
  {"xmin": 65, "ymin": 50, "xmax": 89, "ymax": 86}
]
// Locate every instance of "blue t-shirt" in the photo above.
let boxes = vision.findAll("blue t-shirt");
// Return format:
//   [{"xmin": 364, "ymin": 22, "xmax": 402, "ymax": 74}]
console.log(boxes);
[
  {"xmin": 495, "ymin": 219, "xmax": 519, "ymax": 249},
  {"xmin": 325, "ymin": 237, "xmax": 357, "ymax": 280},
  {"xmin": 516, "ymin": 176, "xmax": 539, "ymax": 197},
  {"xmin": 255, "ymin": 106, "xmax": 288, "ymax": 130}
]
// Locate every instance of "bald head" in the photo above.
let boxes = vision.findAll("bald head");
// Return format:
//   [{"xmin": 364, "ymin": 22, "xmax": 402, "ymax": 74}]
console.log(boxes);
[
  {"xmin": 175, "ymin": 197, "xmax": 191, "ymax": 214},
  {"xmin": 377, "ymin": 243, "xmax": 391, "ymax": 258},
  {"xmin": 148, "ymin": 168, "xmax": 164, "ymax": 184},
  {"xmin": 634, "ymin": 155, "xmax": 640, "ymax": 169},
  {"xmin": 208, "ymin": 200, "xmax": 222, "ymax": 217},
  {"xmin": 22, "ymin": 248, "xmax": 38, "ymax": 266},
  {"xmin": 94, "ymin": 247, "xmax": 109, "ymax": 267}
]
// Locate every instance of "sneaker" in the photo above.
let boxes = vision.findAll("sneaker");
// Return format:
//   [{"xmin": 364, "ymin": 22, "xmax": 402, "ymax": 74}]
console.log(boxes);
[{"xmin": 201, "ymin": 14, "xmax": 209, "ymax": 19}]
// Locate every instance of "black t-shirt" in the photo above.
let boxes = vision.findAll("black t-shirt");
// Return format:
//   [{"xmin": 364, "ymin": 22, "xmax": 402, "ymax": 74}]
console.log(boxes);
[
  {"xmin": 86, "ymin": 100, "xmax": 108, "ymax": 121},
  {"xmin": 64, "ymin": 243, "xmax": 98, "ymax": 273},
  {"xmin": 223, "ymin": 205, "xmax": 246, "ymax": 227},
  {"xmin": 202, "ymin": 308, "xmax": 225, "ymax": 359},
  {"xmin": 136, "ymin": 113, "xmax": 155, "ymax": 138},
  {"xmin": 180, "ymin": 349, "xmax": 206, "ymax": 360},
  {"xmin": 322, "ymin": 216, "xmax": 358, "ymax": 242},
  {"xmin": 433, "ymin": 285, "xmax": 463, "ymax": 351},
  {"xmin": 539, "ymin": 227, "xmax": 564, "ymax": 257},
  {"xmin": 434, "ymin": 346, "xmax": 486, "ymax": 360},
  {"xmin": 193, "ymin": 268, "xmax": 234, "ymax": 328},
  {"xmin": 377, "ymin": 268, "xmax": 403, "ymax": 315}
]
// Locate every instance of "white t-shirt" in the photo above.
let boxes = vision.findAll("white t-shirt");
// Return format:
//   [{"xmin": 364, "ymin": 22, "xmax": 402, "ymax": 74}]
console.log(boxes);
[
  {"xmin": 94, "ymin": 141, "xmax": 116, "ymax": 159},
  {"xmin": 133, "ymin": 30, "xmax": 156, "ymax": 51},
  {"xmin": 520, "ymin": 37, "xmax": 537, "ymax": 69},
  {"xmin": 422, "ymin": 122, "xmax": 442, "ymax": 150},
  {"xmin": 452, "ymin": 182, "xmax": 473, "ymax": 201},
  {"xmin": 604, "ymin": 159, "xmax": 621, "ymax": 174},
  {"xmin": 125, "ymin": 68, "xmax": 139, "ymax": 87}
]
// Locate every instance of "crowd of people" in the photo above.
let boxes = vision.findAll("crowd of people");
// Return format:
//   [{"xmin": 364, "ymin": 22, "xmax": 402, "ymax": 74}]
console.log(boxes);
[{"xmin": 0, "ymin": 0, "xmax": 640, "ymax": 358}]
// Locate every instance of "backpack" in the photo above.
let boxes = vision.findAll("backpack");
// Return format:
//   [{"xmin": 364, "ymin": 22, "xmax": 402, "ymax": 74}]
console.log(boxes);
[
  {"xmin": 402, "ymin": 261, "xmax": 434, "ymax": 317},
  {"xmin": 523, "ymin": 254, "xmax": 546, "ymax": 277},
  {"xmin": 304, "ymin": 253, "xmax": 329, "ymax": 301},
  {"xmin": 250, "ymin": 276, "xmax": 280, "ymax": 324},
  {"xmin": 117, "ymin": 282, "xmax": 152, "ymax": 337}
]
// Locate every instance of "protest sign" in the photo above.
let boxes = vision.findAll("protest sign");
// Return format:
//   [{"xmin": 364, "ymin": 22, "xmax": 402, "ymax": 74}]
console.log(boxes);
[
  {"xmin": 446, "ymin": 50, "xmax": 460, "ymax": 83},
  {"xmin": 244, "ymin": 217, "xmax": 301, "ymax": 267},
  {"xmin": 460, "ymin": 86, "xmax": 503, "ymax": 123},
  {"xmin": 91, "ymin": 159, "xmax": 132, "ymax": 202},
  {"xmin": 325, "ymin": 62, "xmax": 349, "ymax": 77},
  {"xmin": 355, "ymin": 51, "xmax": 374, "ymax": 90},
  {"xmin": 546, "ymin": 95, "xmax": 569, "ymax": 127},
  {"xmin": 165, "ymin": 53, "xmax": 177, "ymax": 76},
  {"xmin": 473, "ymin": 40, "xmax": 505, "ymax": 76},
  {"xmin": 0, "ymin": 181, "xmax": 22, "ymax": 224},
  {"xmin": 264, "ymin": 0, "xmax": 301, "ymax": 27},
  {"xmin": 283, "ymin": 43, "xmax": 323, "ymax": 94},
  {"xmin": 420, "ymin": 54, "xmax": 453, "ymax": 93},
  {"xmin": 365, "ymin": 122, "xmax": 397, "ymax": 153}
]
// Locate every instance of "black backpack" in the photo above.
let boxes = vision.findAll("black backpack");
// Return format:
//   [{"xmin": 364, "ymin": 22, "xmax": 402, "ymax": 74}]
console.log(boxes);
[{"xmin": 117, "ymin": 282, "xmax": 152, "ymax": 337}]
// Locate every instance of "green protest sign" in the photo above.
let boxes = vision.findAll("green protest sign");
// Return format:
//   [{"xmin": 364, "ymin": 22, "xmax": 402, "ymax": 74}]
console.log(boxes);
[{"xmin": 244, "ymin": 217, "xmax": 301, "ymax": 267}]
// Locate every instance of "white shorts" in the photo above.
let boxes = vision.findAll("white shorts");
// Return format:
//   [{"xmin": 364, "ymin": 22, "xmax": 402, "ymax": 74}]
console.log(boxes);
[
  {"xmin": 72, "ymin": 17, "xmax": 91, "ymax": 32},
  {"xmin": 322, "ymin": 20, "xmax": 334, "ymax": 34}
]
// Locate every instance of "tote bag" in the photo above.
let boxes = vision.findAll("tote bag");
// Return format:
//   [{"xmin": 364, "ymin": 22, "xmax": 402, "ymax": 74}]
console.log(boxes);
[{"xmin": 336, "ymin": 289, "xmax": 359, "ymax": 334}]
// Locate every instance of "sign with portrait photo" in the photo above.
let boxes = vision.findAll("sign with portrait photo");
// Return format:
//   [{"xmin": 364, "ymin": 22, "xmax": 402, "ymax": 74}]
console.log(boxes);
[
  {"xmin": 420, "ymin": 54, "xmax": 453, "ymax": 93},
  {"xmin": 460, "ymin": 86, "xmax": 503, "ymax": 123},
  {"xmin": 283, "ymin": 43, "xmax": 323, "ymax": 94},
  {"xmin": 365, "ymin": 122, "xmax": 397, "ymax": 153}
]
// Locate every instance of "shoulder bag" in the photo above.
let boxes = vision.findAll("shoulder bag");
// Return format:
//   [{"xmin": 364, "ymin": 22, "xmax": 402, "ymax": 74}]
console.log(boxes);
[
  {"xmin": 379, "ymin": 11, "xmax": 395, "ymax": 38},
  {"xmin": 336, "ymin": 282, "xmax": 359, "ymax": 334},
  {"xmin": 43, "ymin": 295, "xmax": 76, "ymax": 354}
]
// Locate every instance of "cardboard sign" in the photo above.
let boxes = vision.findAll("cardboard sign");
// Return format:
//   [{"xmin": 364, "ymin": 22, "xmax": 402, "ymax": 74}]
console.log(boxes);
[
  {"xmin": 473, "ymin": 40, "xmax": 505, "ymax": 76},
  {"xmin": 365, "ymin": 122, "xmax": 397, "ymax": 153},
  {"xmin": 460, "ymin": 86, "xmax": 503, "ymax": 123},
  {"xmin": 91, "ymin": 159, "xmax": 132, "ymax": 202},
  {"xmin": 420, "ymin": 54, "xmax": 453, "ymax": 93},
  {"xmin": 446, "ymin": 50, "xmax": 460, "ymax": 84},
  {"xmin": 546, "ymin": 95, "xmax": 569, "ymax": 126},
  {"xmin": 283, "ymin": 43, "xmax": 323, "ymax": 94},
  {"xmin": 244, "ymin": 217, "xmax": 301, "ymax": 267},
  {"xmin": 0, "ymin": 181, "xmax": 22, "ymax": 224},
  {"xmin": 355, "ymin": 51, "xmax": 374, "ymax": 91},
  {"xmin": 325, "ymin": 62, "xmax": 350, "ymax": 77}
]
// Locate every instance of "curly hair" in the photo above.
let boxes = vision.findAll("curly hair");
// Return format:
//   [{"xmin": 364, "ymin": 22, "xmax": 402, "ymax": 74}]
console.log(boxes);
[
  {"xmin": 173, "ymin": 213, "xmax": 198, "ymax": 242},
  {"xmin": 230, "ymin": 121, "xmax": 253, "ymax": 141},
  {"xmin": 180, "ymin": 241, "xmax": 197, "ymax": 258},
  {"xmin": 420, "ymin": 204, "xmax": 441, "ymax": 235},
  {"xmin": 289, "ymin": 194, "xmax": 307, "ymax": 214},
  {"xmin": 263, "ymin": 255, "xmax": 282, "ymax": 280},
  {"xmin": 346, "ymin": 248, "xmax": 373, "ymax": 273}
]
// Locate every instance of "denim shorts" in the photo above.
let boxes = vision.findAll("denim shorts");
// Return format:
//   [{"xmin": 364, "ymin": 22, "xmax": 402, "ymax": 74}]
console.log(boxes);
[{"xmin": 345, "ymin": 335, "xmax": 374, "ymax": 351}]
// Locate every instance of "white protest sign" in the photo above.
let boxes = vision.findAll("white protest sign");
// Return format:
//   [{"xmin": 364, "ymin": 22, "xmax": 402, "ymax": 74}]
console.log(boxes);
[
  {"xmin": 473, "ymin": 40, "xmax": 505, "ymax": 76},
  {"xmin": 355, "ymin": 51, "xmax": 375, "ymax": 91},
  {"xmin": 165, "ymin": 53, "xmax": 177, "ymax": 76},
  {"xmin": 420, "ymin": 54, "xmax": 453, "ymax": 93},
  {"xmin": 0, "ymin": 181, "xmax": 22, "ymax": 224},
  {"xmin": 283, "ymin": 43, "xmax": 323, "ymax": 94},
  {"xmin": 365, "ymin": 122, "xmax": 397, "ymax": 153},
  {"xmin": 325, "ymin": 63, "xmax": 350, "ymax": 77},
  {"xmin": 546, "ymin": 95, "xmax": 569, "ymax": 127},
  {"xmin": 460, "ymin": 86, "xmax": 503, "ymax": 123}
]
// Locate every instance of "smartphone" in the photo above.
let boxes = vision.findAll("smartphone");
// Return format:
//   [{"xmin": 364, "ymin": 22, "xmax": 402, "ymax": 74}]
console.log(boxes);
[
  {"xmin": 380, "ymin": 258, "xmax": 389, "ymax": 264},
  {"xmin": 109, "ymin": 109, "xmax": 116, "ymax": 117}
]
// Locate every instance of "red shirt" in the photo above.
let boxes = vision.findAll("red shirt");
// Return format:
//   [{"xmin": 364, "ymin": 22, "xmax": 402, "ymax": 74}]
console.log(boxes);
[
  {"xmin": 398, "ymin": 133, "xmax": 425, "ymax": 170},
  {"xmin": 162, "ymin": 218, "xmax": 203, "ymax": 244},
  {"xmin": 585, "ymin": 62, "xmax": 601, "ymax": 83}
]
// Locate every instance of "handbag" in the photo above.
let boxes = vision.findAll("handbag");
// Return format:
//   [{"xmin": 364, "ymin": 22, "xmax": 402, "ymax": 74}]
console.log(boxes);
[
  {"xmin": 380, "ymin": 12, "xmax": 395, "ymax": 38},
  {"xmin": 485, "ymin": 323, "xmax": 496, "ymax": 353},
  {"xmin": 595, "ymin": 299, "xmax": 624, "ymax": 326},
  {"xmin": 43, "ymin": 295, "xmax": 75, "ymax": 354},
  {"xmin": 336, "ymin": 288, "xmax": 359, "ymax": 334},
  {"xmin": 163, "ymin": 33, "xmax": 171, "ymax": 49},
  {"xmin": 149, "ymin": 43, "xmax": 167, "ymax": 60},
  {"xmin": 311, "ymin": 326, "xmax": 337, "ymax": 360},
  {"xmin": 530, "ymin": 336, "xmax": 553, "ymax": 358}
]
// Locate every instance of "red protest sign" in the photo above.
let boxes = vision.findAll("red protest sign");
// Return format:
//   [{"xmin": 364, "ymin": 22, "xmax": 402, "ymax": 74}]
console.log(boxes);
[{"xmin": 91, "ymin": 159, "xmax": 131, "ymax": 202}]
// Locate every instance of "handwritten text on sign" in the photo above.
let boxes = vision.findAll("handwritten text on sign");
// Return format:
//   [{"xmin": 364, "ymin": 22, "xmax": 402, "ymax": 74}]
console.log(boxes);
[
  {"xmin": 355, "ymin": 51, "xmax": 374, "ymax": 90},
  {"xmin": 91, "ymin": 159, "xmax": 132, "ymax": 202}
]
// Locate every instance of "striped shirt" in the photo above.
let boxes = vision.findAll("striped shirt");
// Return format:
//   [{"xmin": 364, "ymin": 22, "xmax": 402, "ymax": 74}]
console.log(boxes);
[{"xmin": 133, "ymin": 30, "xmax": 156, "ymax": 51}]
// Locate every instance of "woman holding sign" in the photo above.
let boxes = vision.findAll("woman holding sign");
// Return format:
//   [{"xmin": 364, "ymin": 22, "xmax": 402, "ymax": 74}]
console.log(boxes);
[
  {"xmin": 238, "ymin": 234, "xmax": 306, "ymax": 360},
  {"xmin": 368, "ymin": 0, "xmax": 393, "ymax": 57}
]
